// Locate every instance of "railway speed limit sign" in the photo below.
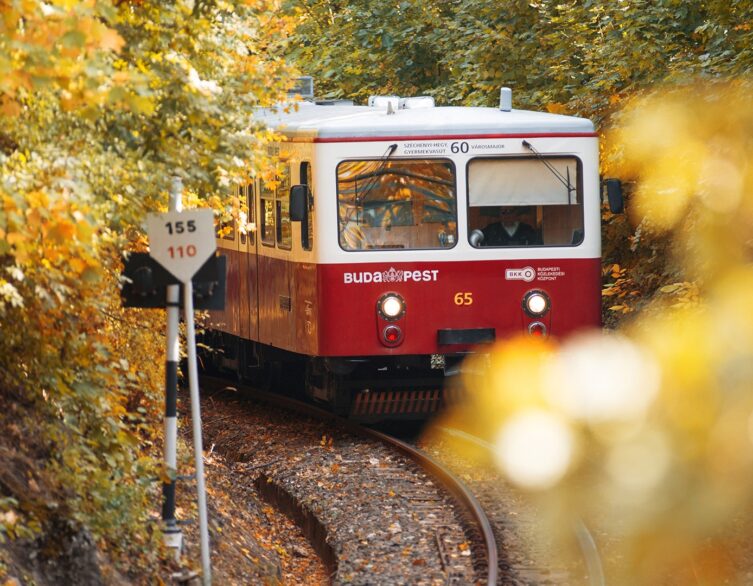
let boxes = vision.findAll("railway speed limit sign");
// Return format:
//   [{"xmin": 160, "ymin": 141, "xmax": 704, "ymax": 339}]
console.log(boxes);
[{"xmin": 146, "ymin": 209, "xmax": 216, "ymax": 284}]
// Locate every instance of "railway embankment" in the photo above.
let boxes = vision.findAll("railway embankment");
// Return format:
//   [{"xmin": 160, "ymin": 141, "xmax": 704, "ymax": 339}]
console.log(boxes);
[{"xmin": 193, "ymin": 387, "xmax": 478, "ymax": 584}]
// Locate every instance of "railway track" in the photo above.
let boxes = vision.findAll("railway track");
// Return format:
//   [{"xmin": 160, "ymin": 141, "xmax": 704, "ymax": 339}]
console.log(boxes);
[
  {"xmin": 365, "ymin": 417, "xmax": 601, "ymax": 584},
  {"xmin": 197, "ymin": 374, "xmax": 498, "ymax": 585},
  {"xmin": 365, "ymin": 427, "xmax": 498, "ymax": 584},
  {"xmin": 435, "ymin": 427, "xmax": 606, "ymax": 586}
]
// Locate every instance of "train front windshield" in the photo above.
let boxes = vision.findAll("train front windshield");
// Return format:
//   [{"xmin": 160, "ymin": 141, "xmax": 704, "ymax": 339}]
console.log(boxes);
[
  {"xmin": 337, "ymin": 159, "xmax": 457, "ymax": 251},
  {"xmin": 467, "ymin": 156, "xmax": 584, "ymax": 248}
]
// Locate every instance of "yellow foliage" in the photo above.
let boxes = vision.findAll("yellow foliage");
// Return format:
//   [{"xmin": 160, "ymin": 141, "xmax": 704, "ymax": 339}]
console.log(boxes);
[
  {"xmin": 0, "ymin": 0, "xmax": 296, "ymax": 578},
  {"xmin": 545, "ymin": 102, "xmax": 568, "ymax": 114}
]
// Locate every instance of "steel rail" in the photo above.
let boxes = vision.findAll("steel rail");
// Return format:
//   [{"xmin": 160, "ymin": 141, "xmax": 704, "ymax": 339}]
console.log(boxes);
[
  {"xmin": 200, "ymin": 375, "xmax": 499, "ymax": 585},
  {"xmin": 438, "ymin": 425, "xmax": 605, "ymax": 586},
  {"xmin": 363, "ymin": 426, "xmax": 499, "ymax": 585}
]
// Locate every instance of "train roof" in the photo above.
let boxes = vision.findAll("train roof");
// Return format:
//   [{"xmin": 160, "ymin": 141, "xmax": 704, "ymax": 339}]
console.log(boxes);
[{"xmin": 255, "ymin": 100, "xmax": 595, "ymax": 140}]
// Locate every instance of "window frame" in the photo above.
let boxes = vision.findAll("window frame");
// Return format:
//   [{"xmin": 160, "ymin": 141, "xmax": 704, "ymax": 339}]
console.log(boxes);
[
  {"xmin": 300, "ymin": 161, "xmax": 313, "ymax": 252},
  {"xmin": 465, "ymin": 154, "xmax": 585, "ymax": 249},
  {"xmin": 239, "ymin": 182, "xmax": 255, "ymax": 247},
  {"xmin": 217, "ymin": 185, "xmax": 239, "ymax": 242},
  {"xmin": 260, "ymin": 178, "xmax": 276, "ymax": 247},
  {"xmin": 275, "ymin": 163, "xmax": 292, "ymax": 250},
  {"xmin": 335, "ymin": 157, "xmax": 458, "ymax": 252}
]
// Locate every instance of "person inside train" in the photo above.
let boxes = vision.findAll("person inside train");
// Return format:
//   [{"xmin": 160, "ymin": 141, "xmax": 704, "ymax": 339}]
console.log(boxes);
[{"xmin": 474, "ymin": 205, "xmax": 541, "ymax": 246}]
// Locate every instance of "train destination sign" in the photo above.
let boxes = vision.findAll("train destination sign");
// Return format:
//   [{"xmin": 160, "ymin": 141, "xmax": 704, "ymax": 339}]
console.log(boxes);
[
  {"xmin": 146, "ymin": 209, "xmax": 216, "ymax": 284},
  {"xmin": 398, "ymin": 140, "xmax": 507, "ymax": 156}
]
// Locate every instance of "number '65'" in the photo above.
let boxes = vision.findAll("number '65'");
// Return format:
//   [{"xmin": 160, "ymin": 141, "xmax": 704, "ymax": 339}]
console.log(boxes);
[{"xmin": 454, "ymin": 292, "xmax": 473, "ymax": 305}]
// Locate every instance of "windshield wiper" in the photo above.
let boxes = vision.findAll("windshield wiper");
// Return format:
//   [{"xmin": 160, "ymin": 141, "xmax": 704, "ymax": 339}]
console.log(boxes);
[
  {"xmin": 522, "ymin": 140, "xmax": 576, "ymax": 204},
  {"xmin": 355, "ymin": 143, "xmax": 397, "ymax": 224}
]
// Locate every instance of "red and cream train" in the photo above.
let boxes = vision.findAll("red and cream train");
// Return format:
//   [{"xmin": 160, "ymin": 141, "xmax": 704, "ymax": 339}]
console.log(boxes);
[{"xmin": 206, "ymin": 88, "xmax": 614, "ymax": 420}]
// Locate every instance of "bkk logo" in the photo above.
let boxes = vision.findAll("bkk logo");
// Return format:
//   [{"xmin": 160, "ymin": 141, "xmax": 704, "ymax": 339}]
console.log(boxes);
[
  {"xmin": 343, "ymin": 267, "xmax": 439, "ymax": 284},
  {"xmin": 505, "ymin": 266, "xmax": 536, "ymax": 282}
]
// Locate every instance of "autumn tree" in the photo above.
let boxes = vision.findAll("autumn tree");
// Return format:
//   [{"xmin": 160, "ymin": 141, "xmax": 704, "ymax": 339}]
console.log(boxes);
[
  {"xmin": 286, "ymin": 0, "xmax": 445, "ymax": 102},
  {"xmin": 0, "ymin": 0, "xmax": 294, "ymax": 579},
  {"xmin": 288, "ymin": 0, "xmax": 753, "ymax": 116}
]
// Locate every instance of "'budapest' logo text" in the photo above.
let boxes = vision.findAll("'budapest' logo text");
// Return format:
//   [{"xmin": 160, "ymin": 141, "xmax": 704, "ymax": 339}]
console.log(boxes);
[{"xmin": 344, "ymin": 267, "xmax": 439, "ymax": 284}]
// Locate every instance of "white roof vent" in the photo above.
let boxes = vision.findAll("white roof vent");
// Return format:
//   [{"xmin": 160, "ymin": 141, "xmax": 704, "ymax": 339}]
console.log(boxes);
[
  {"xmin": 500, "ymin": 87, "xmax": 512, "ymax": 112},
  {"xmin": 368, "ymin": 95, "xmax": 400, "ymax": 109},
  {"xmin": 399, "ymin": 96, "xmax": 435, "ymax": 109}
]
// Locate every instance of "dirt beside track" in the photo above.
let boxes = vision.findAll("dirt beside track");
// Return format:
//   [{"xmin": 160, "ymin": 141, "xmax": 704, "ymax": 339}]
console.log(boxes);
[
  {"xmin": 176, "ymin": 393, "xmax": 330, "ymax": 585},
  {"xmin": 179, "ymin": 384, "xmax": 478, "ymax": 585}
]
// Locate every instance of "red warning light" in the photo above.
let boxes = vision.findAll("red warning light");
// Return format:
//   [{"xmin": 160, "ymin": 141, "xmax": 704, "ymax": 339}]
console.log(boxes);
[
  {"xmin": 528, "ymin": 322, "xmax": 547, "ymax": 337},
  {"xmin": 382, "ymin": 325, "xmax": 403, "ymax": 346}
]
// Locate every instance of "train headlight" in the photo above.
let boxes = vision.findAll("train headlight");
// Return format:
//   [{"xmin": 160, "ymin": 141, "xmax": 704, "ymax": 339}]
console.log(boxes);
[
  {"xmin": 378, "ymin": 293, "xmax": 405, "ymax": 321},
  {"xmin": 523, "ymin": 290, "xmax": 550, "ymax": 317}
]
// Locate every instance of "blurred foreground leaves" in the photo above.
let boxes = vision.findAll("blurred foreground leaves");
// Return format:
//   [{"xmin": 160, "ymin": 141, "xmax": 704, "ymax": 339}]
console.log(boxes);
[{"xmin": 436, "ymin": 83, "xmax": 753, "ymax": 584}]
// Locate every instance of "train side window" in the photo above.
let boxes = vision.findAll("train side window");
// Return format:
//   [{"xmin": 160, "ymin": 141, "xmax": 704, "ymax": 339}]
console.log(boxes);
[
  {"xmin": 240, "ymin": 183, "xmax": 247, "ymax": 246},
  {"xmin": 246, "ymin": 181, "xmax": 256, "ymax": 246},
  {"xmin": 260, "ymin": 179, "xmax": 275, "ymax": 246},
  {"xmin": 276, "ymin": 163, "xmax": 292, "ymax": 249},
  {"xmin": 241, "ymin": 181, "xmax": 255, "ymax": 246},
  {"xmin": 300, "ymin": 161, "xmax": 313, "ymax": 251},
  {"xmin": 217, "ymin": 185, "xmax": 238, "ymax": 241}
]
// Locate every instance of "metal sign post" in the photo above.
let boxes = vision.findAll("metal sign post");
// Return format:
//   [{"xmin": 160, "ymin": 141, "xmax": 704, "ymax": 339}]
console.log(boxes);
[
  {"xmin": 147, "ymin": 204, "xmax": 216, "ymax": 586},
  {"xmin": 182, "ymin": 276, "xmax": 211, "ymax": 586},
  {"xmin": 162, "ymin": 179, "xmax": 183, "ymax": 559}
]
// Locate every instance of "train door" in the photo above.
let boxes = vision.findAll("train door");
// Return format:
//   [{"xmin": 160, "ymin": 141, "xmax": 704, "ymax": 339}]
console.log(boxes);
[
  {"xmin": 238, "ymin": 182, "xmax": 259, "ymax": 342},
  {"xmin": 250, "ymin": 180, "xmax": 262, "ymax": 342},
  {"xmin": 258, "ymin": 160, "xmax": 296, "ymax": 350},
  {"xmin": 276, "ymin": 162, "xmax": 295, "ymax": 350},
  {"xmin": 295, "ymin": 160, "xmax": 318, "ymax": 356}
]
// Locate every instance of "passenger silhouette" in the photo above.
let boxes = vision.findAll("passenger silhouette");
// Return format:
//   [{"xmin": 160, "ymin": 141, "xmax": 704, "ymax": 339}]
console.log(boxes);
[{"xmin": 479, "ymin": 206, "xmax": 541, "ymax": 246}]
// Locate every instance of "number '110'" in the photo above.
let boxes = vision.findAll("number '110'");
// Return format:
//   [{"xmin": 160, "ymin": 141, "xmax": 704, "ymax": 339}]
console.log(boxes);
[{"xmin": 168, "ymin": 245, "xmax": 197, "ymax": 258}]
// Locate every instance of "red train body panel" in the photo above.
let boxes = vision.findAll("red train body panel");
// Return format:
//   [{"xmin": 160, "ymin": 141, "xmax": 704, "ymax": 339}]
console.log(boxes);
[{"xmin": 314, "ymin": 258, "xmax": 601, "ymax": 356}]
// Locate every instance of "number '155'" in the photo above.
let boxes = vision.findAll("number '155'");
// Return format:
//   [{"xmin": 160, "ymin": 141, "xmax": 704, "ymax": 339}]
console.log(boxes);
[{"xmin": 165, "ymin": 220, "xmax": 196, "ymax": 234}]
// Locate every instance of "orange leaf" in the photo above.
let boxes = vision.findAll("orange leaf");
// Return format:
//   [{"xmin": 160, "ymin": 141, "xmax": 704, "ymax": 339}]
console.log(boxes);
[
  {"xmin": 0, "ymin": 96, "xmax": 21, "ymax": 117},
  {"xmin": 69, "ymin": 257, "xmax": 86, "ymax": 274},
  {"xmin": 46, "ymin": 219, "xmax": 76, "ymax": 243},
  {"xmin": 99, "ymin": 28, "xmax": 125, "ymax": 52},
  {"xmin": 6, "ymin": 231, "xmax": 25, "ymax": 245}
]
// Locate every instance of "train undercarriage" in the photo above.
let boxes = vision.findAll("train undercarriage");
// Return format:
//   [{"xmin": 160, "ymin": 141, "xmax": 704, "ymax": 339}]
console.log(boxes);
[{"xmin": 199, "ymin": 330, "xmax": 466, "ymax": 422}]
